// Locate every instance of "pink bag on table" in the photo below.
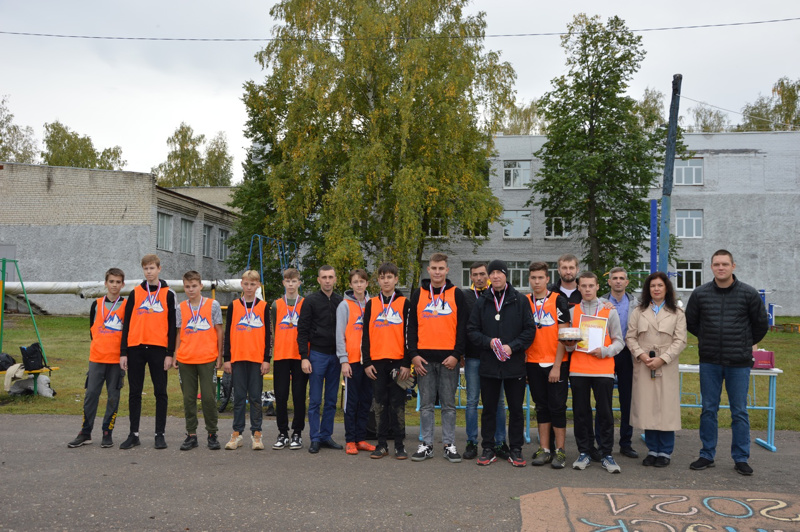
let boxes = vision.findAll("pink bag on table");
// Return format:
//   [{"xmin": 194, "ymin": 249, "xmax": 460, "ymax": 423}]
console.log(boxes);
[{"xmin": 752, "ymin": 350, "xmax": 775, "ymax": 369}]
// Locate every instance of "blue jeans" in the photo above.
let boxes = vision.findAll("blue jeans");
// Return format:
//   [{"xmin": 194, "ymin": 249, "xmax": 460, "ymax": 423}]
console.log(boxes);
[
  {"xmin": 417, "ymin": 361, "xmax": 459, "ymax": 446},
  {"xmin": 308, "ymin": 350, "xmax": 341, "ymax": 442},
  {"xmin": 644, "ymin": 430, "xmax": 675, "ymax": 457},
  {"xmin": 464, "ymin": 358, "xmax": 506, "ymax": 445},
  {"xmin": 343, "ymin": 362, "xmax": 373, "ymax": 443},
  {"xmin": 699, "ymin": 363, "xmax": 751, "ymax": 462}
]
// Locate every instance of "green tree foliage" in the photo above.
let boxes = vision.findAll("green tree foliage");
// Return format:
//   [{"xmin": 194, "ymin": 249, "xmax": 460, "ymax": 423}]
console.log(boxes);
[
  {"xmin": 234, "ymin": 0, "xmax": 515, "ymax": 285},
  {"xmin": 41, "ymin": 120, "xmax": 126, "ymax": 170},
  {"xmin": 154, "ymin": 123, "xmax": 208, "ymax": 186},
  {"xmin": 530, "ymin": 14, "xmax": 666, "ymax": 276},
  {"xmin": 686, "ymin": 103, "xmax": 729, "ymax": 132},
  {"xmin": 0, "ymin": 95, "xmax": 38, "ymax": 163},
  {"xmin": 635, "ymin": 87, "xmax": 665, "ymax": 132},
  {"xmin": 738, "ymin": 77, "xmax": 800, "ymax": 131},
  {"xmin": 501, "ymin": 99, "xmax": 546, "ymax": 135},
  {"xmin": 203, "ymin": 132, "xmax": 234, "ymax": 186}
]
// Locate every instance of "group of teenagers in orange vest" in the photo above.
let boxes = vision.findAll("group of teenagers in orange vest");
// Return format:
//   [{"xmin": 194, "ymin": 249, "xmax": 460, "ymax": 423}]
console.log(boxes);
[{"xmin": 68, "ymin": 250, "xmax": 764, "ymax": 475}]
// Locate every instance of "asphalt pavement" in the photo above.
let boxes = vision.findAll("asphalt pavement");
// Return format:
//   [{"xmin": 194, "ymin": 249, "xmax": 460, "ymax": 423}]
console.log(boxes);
[{"xmin": 1, "ymin": 414, "xmax": 798, "ymax": 531}]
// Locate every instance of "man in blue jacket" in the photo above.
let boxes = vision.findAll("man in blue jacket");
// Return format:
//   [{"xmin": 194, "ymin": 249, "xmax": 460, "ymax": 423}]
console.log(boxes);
[{"xmin": 685, "ymin": 250, "xmax": 768, "ymax": 476}]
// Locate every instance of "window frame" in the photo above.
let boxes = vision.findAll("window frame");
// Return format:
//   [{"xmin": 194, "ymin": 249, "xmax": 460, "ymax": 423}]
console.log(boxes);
[
  {"xmin": 156, "ymin": 212, "xmax": 173, "ymax": 251},
  {"xmin": 675, "ymin": 260, "xmax": 703, "ymax": 291},
  {"xmin": 217, "ymin": 228, "xmax": 230, "ymax": 261},
  {"xmin": 502, "ymin": 210, "xmax": 531, "ymax": 240},
  {"xmin": 202, "ymin": 224, "xmax": 213, "ymax": 257},
  {"xmin": 180, "ymin": 219, "xmax": 194, "ymax": 254},
  {"xmin": 675, "ymin": 209, "xmax": 704, "ymax": 239},
  {"xmin": 674, "ymin": 158, "xmax": 704, "ymax": 186},
  {"xmin": 544, "ymin": 210, "xmax": 572, "ymax": 239},
  {"xmin": 503, "ymin": 160, "xmax": 532, "ymax": 189}
]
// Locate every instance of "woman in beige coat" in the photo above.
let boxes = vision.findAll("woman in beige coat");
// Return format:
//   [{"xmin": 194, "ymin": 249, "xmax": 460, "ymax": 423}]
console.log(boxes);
[{"xmin": 626, "ymin": 272, "xmax": 687, "ymax": 467}]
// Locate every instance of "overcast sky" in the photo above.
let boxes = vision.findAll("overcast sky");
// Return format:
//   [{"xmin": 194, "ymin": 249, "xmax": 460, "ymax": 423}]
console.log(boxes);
[{"xmin": 2, "ymin": 0, "xmax": 798, "ymax": 181}]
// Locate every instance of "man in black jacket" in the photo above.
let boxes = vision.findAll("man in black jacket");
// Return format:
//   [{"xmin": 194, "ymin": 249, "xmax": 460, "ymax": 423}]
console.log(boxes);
[
  {"xmin": 548, "ymin": 253, "xmax": 582, "ymax": 307},
  {"xmin": 686, "ymin": 250, "xmax": 768, "ymax": 476},
  {"xmin": 297, "ymin": 265, "xmax": 344, "ymax": 453},
  {"xmin": 467, "ymin": 260, "xmax": 535, "ymax": 467}
]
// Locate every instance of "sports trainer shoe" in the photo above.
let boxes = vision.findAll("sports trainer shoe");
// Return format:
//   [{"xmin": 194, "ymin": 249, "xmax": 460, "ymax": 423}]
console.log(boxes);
[
  {"xmin": 508, "ymin": 448, "xmax": 527, "ymax": 467},
  {"xmin": 252, "ymin": 431, "xmax": 264, "ymax": 450},
  {"xmin": 495, "ymin": 442, "xmax": 511, "ymax": 461},
  {"xmin": 356, "ymin": 440, "xmax": 376, "ymax": 452},
  {"xmin": 154, "ymin": 433, "xmax": 167, "ymax": 449},
  {"xmin": 573, "ymin": 453, "xmax": 591, "ymax": 470},
  {"xmin": 289, "ymin": 433, "xmax": 303, "ymax": 450},
  {"xmin": 395, "ymin": 444, "xmax": 408, "ymax": 460},
  {"xmin": 602, "ymin": 455, "xmax": 622, "ymax": 474},
  {"xmin": 370, "ymin": 444, "xmax": 388, "ymax": 459},
  {"xmin": 225, "ymin": 431, "xmax": 243, "ymax": 450},
  {"xmin": 477, "ymin": 447, "xmax": 497, "ymax": 466},
  {"xmin": 734, "ymin": 462, "xmax": 753, "ymax": 476},
  {"xmin": 180, "ymin": 434, "xmax": 198, "ymax": 451},
  {"xmin": 100, "ymin": 430, "xmax": 113, "ymax": 448},
  {"xmin": 444, "ymin": 444, "xmax": 462, "ymax": 463},
  {"xmin": 531, "ymin": 448, "xmax": 552, "ymax": 466},
  {"xmin": 690, "ymin": 457, "xmax": 715, "ymax": 470},
  {"xmin": 411, "ymin": 444, "xmax": 433, "ymax": 461},
  {"xmin": 346, "ymin": 442, "xmax": 358, "ymax": 455},
  {"xmin": 119, "ymin": 433, "xmax": 140, "ymax": 450},
  {"xmin": 551, "ymin": 448, "xmax": 567, "ymax": 469},
  {"xmin": 463, "ymin": 441, "xmax": 478, "ymax": 460},
  {"xmin": 207, "ymin": 433, "xmax": 221, "ymax": 450},
  {"xmin": 273, "ymin": 433, "xmax": 289, "ymax": 450},
  {"xmin": 68, "ymin": 433, "xmax": 92, "ymax": 448}
]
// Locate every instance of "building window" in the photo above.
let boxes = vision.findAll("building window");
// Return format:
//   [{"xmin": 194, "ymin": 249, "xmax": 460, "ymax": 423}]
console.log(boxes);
[
  {"xmin": 180, "ymin": 219, "xmax": 194, "ymax": 254},
  {"xmin": 503, "ymin": 210, "xmax": 531, "ymax": 239},
  {"xmin": 544, "ymin": 210, "xmax": 572, "ymax": 239},
  {"xmin": 676, "ymin": 210, "xmax": 703, "ymax": 238},
  {"xmin": 547, "ymin": 262, "xmax": 559, "ymax": 285},
  {"xmin": 676, "ymin": 261, "xmax": 703, "ymax": 290},
  {"xmin": 674, "ymin": 159, "xmax": 703, "ymax": 185},
  {"xmin": 506, "ymin": 261, "xmax": 532, "ymax": 289},
  {"xmin": 462, "ymin": 220, "xmax": 489, "ymax": 239},
  {"xmin": 156, "ymin": 213, "xmax": 172, "ymax": 251},
  {"xmin": 425, "ymin": 218, "xmax": 448, "ymax": 238},
  {"xmin": 503, "ymin": 161, "xmax": 531, "ymax": 188},
  {"xmin": 218, "ymin": 229, "xmax": 229, "ymax": 261},
  {"xmin": 202, "ymin": 225, "xmax": 213, "ymax": 257}
]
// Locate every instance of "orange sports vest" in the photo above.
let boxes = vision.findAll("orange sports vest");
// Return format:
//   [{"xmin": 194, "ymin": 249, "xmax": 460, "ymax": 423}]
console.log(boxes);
[
  {"xmin": 176, "ymin": 298, "xmax": 219, "ymax": 364},
  {"xmin": 416, "ymin": 286, "xmax": 458, "ymax": 350},
  {"xmin": 229, "ymin": 298, "xmax": 268, "ymax": 363},
  {"xmin": 569, "ymin": 304, "xmax": 614, "ymax": 375},
  {"xmin": 90, "ymin": 297, "xmax": 126, "ymax": 364},
  {"xmin": 369, "ymin": 296, "xmax": 406, "ymax": 361},
  {"xmin": 127, "ymin": 284, "xmax": 170, "ymax": 348},
  {"xmin": 526, "ymin": 292, "xmax": 566, "ymax": 364},
  {"xmin": 273, "ymin": 297, "xmax": 303, "ymax": 361},
  {"xmin": 344, "ymin": 298, "xmax": 368, "ymax": 364}
]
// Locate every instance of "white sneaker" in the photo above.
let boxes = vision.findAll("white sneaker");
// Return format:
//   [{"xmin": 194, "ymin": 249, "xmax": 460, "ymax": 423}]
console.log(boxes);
[
  {"xmin": 572, "ymin": 452, "xmax": 591, "ymax": 470},
  {"xmin": 225, "ymin": 432, "xmax": 243, "ymax": 450},
  {"xmin": 411, "ymin": 443, "xmax": 433, "ymax": 461},
  {"xmin": 602, "ymin": 455, "xmax": 621, "ymax": 473},
  {"xmin": 252, "ymin": 431, "xmax": 264, "ymax": 450}
]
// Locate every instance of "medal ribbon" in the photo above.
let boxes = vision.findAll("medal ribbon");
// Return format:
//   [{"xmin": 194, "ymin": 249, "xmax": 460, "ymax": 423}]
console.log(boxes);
[
  {"xmin": 145, "ymin": 282, "xmax": 161, "ymax": 308},
  {"xmin": 189, "ymin": 297, "xmax": 204, "ymax": 328},
  {"xmin": 283, "ymin": 295, "xmax": 297, "ymax": 325},
  {"xmin": 241, "ymin": 297, "xmax": 255, "ymax": 326},
  {"xmin": 534, "ymin": 292, "xmax": 549, "ymax": 325},
  {"xmin": 358, "ymin": 293, "xmax": 369, "ymax": 321},
  {"xmin": 380, "ymin": 291, "xmax": 396, "ymax": 319},
  {"xmin": 492, "ymin": 285, "xmax": 507, "ymax": 315},
  {"xmin": 102, "ymin": 295, "xmax": 121, "ymax": 325},
  {"xmin": 429, "ymin": 283, "xmax": 445, "ymax": 309}
]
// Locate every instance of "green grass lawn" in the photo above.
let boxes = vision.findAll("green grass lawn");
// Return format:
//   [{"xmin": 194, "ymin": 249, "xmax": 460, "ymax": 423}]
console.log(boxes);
[{"xmin": 2, "ymin": 314, "xmax": 798, "ymax": 432}]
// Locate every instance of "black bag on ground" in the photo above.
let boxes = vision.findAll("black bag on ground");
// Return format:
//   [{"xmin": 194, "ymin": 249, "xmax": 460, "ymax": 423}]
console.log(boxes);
[
  {"xmin": 0, "ymin": 352, "xmax": 15, "ymax": 371},
  {"xmin": 20, "ymin": 343, "xmax": 46, "ymax": 371}
]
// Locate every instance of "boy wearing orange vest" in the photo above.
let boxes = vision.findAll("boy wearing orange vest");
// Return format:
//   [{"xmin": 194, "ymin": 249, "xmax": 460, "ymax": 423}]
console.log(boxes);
[
  {"xmin": 223, "ymin": 270, "xmax": 271, "ymax": 451},
  {"xmin": 564, "ymin": 271, "xmax": 625, "ymax": 473},
  {"xmin": 172, "ymin": 271, "xmax": 224, "ymax": 451},
  {"xmin": 270, "ymin": 268, "xmax": 307, "ymax": 450},
  {"xmin": 120, "ymin": 254, "xmax": 177, "ymax": 450},
  {"xmin": 68, "ymin": 268, "xmax": 127, "ymax": 449},
  {"xmin": 363, "ymin": 262, "xmax": 412, "ymax": 459},
  {"xmin": 336, "ymin": 269, "xmax": 376, "ymax": 455},
  {"xmin": 525, "ymin": 262, "xmax": 571, "ymax": 469},
  {"xmin": 407, "ymin": 252, "xmax": 469, "ymax": 463}
]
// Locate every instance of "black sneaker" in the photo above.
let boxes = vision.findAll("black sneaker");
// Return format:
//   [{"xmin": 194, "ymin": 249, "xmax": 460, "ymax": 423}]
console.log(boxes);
[
  {"xmin": 395, "ymin": 444, "xmax": 408, "ymax": 460},
  {"xmin": 180, "ymin": 434, "xmax": 198, "ymax": 451},
  {"xmin": 494, "ymin": 442, "xmax": 510, "ymax": 461},
  {"xmin": 289, "ymin": 433, "xmax": 303, "ymax": 450},
  {"xmin": 411, "ymin": 444, "xmax": 433, "ymax": 462},
  {"xmin": 508, "ymin": 448, "xmax": 527, "ymax": 467},
  {"xmin": 119, "ymin": 433, "xmax": 140, "ymax": 450},
  {"xmin": 370, "ymin": 444, "xmax": 389, "ymax": 459},
  {"xmin": 477, "ymin": 447, "xmax": 497, "ymax": 466},
  {"xmin": 207, "ymin": 433, "xmax": 221, "ymax": 450},
  {"xmin": 463, "ymin": 441, "xmax": 478, "ymax": 460},
  {"xmin": 273, "ymin": 433, "xmax": 289, "ymax": 450},
  {"xmin": 154, "ymin": 433, "xmax": 167, "ymax": 449},
  {"xmin": 68, "ymin": 433, "xmax": 92, "ymax": 448},
  {"xmin": 443, "ymin": 444, "xmax": 462, "ymax": 463},
  {"xmin": 100, "ymin": 430, "xmax": 114, "ymax": 448},
  {"xmin": 734, "ymin": 462, "xmax": 753, "ymax": 476},
  {"xmin": 690, "ymin": 457, "xmax": 715, "ymax": 470}
]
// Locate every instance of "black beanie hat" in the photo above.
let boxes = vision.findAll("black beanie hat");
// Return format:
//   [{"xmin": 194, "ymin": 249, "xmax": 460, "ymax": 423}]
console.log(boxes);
[{"xmin": 487, "ymin": 259, "xmax": 508, "ymax": 276}]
